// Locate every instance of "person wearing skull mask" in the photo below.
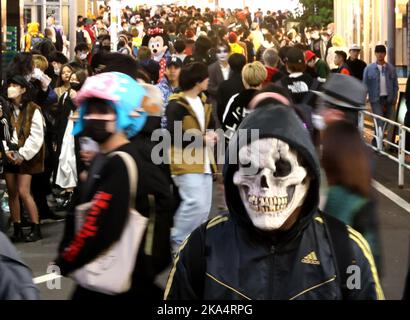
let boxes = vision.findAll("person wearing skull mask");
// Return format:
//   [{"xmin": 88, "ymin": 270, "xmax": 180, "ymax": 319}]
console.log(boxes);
[{"xmin": 165, "ymin": 103, "xmax": 383, "ymax": 300}]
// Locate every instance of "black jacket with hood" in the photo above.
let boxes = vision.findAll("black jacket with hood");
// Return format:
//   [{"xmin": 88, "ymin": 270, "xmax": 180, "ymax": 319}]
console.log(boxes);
[{"xmin": 164, "ymin": 104, "xmax": 384, "ymax": 300}]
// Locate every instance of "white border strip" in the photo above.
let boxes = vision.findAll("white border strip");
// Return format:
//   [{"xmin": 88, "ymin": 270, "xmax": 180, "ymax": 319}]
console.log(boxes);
[
  {"xmin": 33, "ymin": 273, "xmax": 62, "ymax": 284},
  {"xmin": 372, "ymin": 180, "xmax": 410, "ymax": 214}
]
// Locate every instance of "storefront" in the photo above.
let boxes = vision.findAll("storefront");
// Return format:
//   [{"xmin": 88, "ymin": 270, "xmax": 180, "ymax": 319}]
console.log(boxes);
[{"xmin": 334, "ymin": 0, "xmax": 408, "ymax": 76}]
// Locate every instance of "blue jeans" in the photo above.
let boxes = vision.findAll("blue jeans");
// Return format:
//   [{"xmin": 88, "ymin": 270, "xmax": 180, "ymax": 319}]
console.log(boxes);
[
  {"xmin": 171, "ymin": 173, "xmax": 213, "ymax": 253},
  {"xmin": 371, "ymin": 97, "xmax": 394, "ymax": 133}
]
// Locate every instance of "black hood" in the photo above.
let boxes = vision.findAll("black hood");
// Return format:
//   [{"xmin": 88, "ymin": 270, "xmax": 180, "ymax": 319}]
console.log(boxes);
[{"xmin": 223, "ymin": 104, "xmax": 321, "ymax": 242}]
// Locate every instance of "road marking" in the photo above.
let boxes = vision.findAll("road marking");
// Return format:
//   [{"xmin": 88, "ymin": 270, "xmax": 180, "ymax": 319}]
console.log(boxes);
[
  {"xmin": 372, "ymin": 180, "xmax": 410, "ymax": 214},
  {"xmin": 33, "ymin": 273, "xmax": 62, "ymax": 284}
]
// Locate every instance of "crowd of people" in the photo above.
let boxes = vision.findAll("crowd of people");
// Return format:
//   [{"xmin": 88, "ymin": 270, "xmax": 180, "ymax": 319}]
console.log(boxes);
[{"xmin": 0, "ymin": 3, "xmax": 409, "ymax": 300}]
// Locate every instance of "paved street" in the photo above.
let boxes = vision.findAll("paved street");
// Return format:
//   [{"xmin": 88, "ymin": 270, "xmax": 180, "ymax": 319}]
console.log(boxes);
[{"xmin": 7, "ymin": 153, "xmax": 409, "ymax": 300}]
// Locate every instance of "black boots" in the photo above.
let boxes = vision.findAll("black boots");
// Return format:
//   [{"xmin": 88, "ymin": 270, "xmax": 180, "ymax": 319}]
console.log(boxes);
[
  {"xmin": 24, "ymin": 223, "xmax": 42, "ymax": 242},
  {"xmin": 10, "ymin": 222, "xmax": 24, "ymax": 243}
]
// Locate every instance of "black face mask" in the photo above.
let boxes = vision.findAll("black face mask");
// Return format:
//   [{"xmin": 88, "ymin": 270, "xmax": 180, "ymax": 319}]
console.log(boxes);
[
  {"xmin": 83, "ymin": 119, "xmax": 113, "ymax": 143},
  {"xmin": 102, "ymin": 45, "xmax": 111, "ymax": 52},
  {"xmin": 70, "ymin": 82, "xmax": 82, "ymax": 91}
]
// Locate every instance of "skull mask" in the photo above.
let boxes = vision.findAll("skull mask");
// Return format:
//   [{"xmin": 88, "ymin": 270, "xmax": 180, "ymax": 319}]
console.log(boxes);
[{"xmin": 233, "ymin": 138, "xmax": 310, "ymax": 231}]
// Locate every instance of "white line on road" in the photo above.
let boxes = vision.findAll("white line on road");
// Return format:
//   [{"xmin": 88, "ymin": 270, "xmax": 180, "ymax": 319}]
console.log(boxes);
[
  {"xmin": 372, "ymin": 180, "xmax": 410, "ymax": 214},
  {"xmin": 33, "ymin": 273, "xmax": 62, "ymax": 284}
]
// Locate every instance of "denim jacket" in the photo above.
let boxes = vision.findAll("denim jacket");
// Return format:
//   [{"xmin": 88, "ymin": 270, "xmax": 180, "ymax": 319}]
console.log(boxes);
[{"xmin": 363, "ymin": 62, "xmax": 399, "ymax": 104}]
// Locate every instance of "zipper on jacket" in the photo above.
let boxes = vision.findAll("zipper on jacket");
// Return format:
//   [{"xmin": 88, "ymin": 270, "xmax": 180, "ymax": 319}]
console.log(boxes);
[{"xmin": 268, "ymin": 245, "xmax": 275, "ymax": 299}]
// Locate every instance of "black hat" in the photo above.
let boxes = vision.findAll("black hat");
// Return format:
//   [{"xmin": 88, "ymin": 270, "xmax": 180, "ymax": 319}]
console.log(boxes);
[
  {"xmin": 166, "ymin": 56, "xmax": 183, "ymax": 68},
  {"xmin": 9, "ymin": 75, "xmax": 31, "ymax": 89},
  {"xmin": 285, "ymin": 47, "xmax": 305, "ymax": 64},
  {"xmin": 375, "ymin": 45, "xmax": 387, "ymax": 53},
  {"xmin": 311, "ymin": 73, "xmax": 367, "ymax": 110}
]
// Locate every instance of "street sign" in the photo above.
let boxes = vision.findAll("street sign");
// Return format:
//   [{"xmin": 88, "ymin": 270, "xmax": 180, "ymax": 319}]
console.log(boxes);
[{"xmin": 5, "ymin": 26, "xmax": 17, "ymax": 52}]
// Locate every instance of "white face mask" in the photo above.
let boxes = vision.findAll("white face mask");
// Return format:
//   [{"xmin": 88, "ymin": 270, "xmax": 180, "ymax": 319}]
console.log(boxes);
[
  {"xmin": 233, "ymin": 138, "xmax": 310, "ymax": 231},
  {"xmin": 54, "ymin": 68, "xmax": 61, "ymax": 76},
  {"xmin": 7, "ymin": 87, "xmax": 21, "ymax": 99},
  {"xmin": 79, "ymin": 53, "xmax": 88, "ymax": 60}
]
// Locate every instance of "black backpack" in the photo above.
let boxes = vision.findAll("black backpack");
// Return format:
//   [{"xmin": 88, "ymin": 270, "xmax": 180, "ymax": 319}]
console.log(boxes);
[
  {"xmin": 189, "ymin": 212, "xmax": 355, "ymax": 300},
  {"xmin": 0, "ymin": 232, "xmax": 40, "ymax": 300},
  {"xmin": 76, "ymin": 30, "xmax": 87, "ymax": 45}
]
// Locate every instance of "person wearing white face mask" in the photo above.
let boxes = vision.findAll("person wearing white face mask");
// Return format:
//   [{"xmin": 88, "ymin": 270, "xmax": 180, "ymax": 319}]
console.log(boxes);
[
  {"xmin": 0, "ymin": 75, "xmax": 45, "ymax": 243},
  {"xmin": 72, "ymin": 43, "xmax": 91, "ymax": 74},
  {"xmin": 208, "ymin": 40, "xmax": 232, "ymax": 127}
]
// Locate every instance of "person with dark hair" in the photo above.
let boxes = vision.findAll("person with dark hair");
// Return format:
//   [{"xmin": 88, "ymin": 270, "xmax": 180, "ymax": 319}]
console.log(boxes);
[
  {"xmin": 363, "ymin": 44, "xmax": 399, "ymax": 146},
  {"xmin": 208, "ymin": 39, "xmax": 231, "ymax": 126},
  {"xmin": 0, "ymin": 75, "xmax": 45, "ymax": 242},
  {"xmin": 334, "ymin": 50, "xmax": 350, "ymax": 75},
  {"xmin": 173, "ymin": 39, "xmax": 187, "ymax": 63},
  {"xmin": 184, "ymin": 36, "xmax": 213, "ymax": 65},
  {"xmin": 280, "ymin": 47, "xmax": 318, "ymax": 106},
  {"xmin": 241, "ymin": 29, "xmax": 255, "ymax": 63},
  {"xmin": 322, "ymin": 120, "xmax": 381, "ymax": 268},
  {"xmin": 48, "ymin": 52, "xmax": 69, "ymax": 88},
  {"xmin": 216, "ymin": 53, "xmax": 246, "ymax": 123},
  {"xmin": 54, "ymin": 64, "xmax": 74, "ymax": 98},
  {"xmin": 166, "ymin": 62, "xmax": 218, "ymax": 254},
  {"xmin": 156, "ymin": 57, "xmax": 182, "ymax": 128},
  {"xmin": 346, "ymin": 44, "xmax": 367, "ymax": 81},
  {"xmin": 73, "ymin": 43, "xmax": 91, "ymax": 73}
]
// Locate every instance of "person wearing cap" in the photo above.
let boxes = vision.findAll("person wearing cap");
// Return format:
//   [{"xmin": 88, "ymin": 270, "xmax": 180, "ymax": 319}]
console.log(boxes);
[
  {"xmin": 228, "ymin": 32, "xmax": 245, "ymax": 56},
  {"xmin": 305, "ymin": 50, "xmax": 330, "ymax": 83},
  {"xmin": 156, "ymin": 56, "xmax": 182, "ymax": 128},
  {"xmin": 363, "ymin": 44, "xmax": 399, "ymax": 144},
  {"xmin": 55, "ymin": 72, "xmax": 152, "ymax": 299},
  {"xmin": 333, "ymin": 50, "xmax": 351, "ymax": 76},
  {"xmin": 280, "ymin": 47, "xmax": 318, "ymax": 106},
  {"xmin": 346, "ymin": 44, "xmax": 367, "ymax": 81},
  {"xmin": 0, "ymin": 75, "xmax": 45, "ymax": 242}
]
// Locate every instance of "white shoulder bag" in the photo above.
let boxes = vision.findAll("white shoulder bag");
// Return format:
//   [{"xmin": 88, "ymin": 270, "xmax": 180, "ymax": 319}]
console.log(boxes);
[{"xmin": 72, "ymin": 151, "xmax": 148, "ymax": 295}]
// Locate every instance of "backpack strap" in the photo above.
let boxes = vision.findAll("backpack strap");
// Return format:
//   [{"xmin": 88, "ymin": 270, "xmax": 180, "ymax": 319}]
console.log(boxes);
[{"xmin": 320, "ymin": 211, "xmax": 355, "ymax": 300}]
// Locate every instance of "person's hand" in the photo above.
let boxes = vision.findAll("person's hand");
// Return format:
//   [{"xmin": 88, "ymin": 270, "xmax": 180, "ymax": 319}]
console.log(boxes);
[
  {"xmin": 40, "ymin": 73, "xmax": 52, "ymax": 91},
  {"xmin": 204, "ymin": 131, "xmax": 219, "ymax": 147},
  {"xmin": 6, "ymin": 151, "xmax": 15, "ymax": 164},
  {"xmin": 80, "ymin": 150, "xmax": 97, "ymax": 165},
  {"xmin": 14, "ymin": 153, "xmax": 24, "ymax": 166},
  {"xmin": 69, "ymin": 89, "xmax": 77, "ymax": 100}
]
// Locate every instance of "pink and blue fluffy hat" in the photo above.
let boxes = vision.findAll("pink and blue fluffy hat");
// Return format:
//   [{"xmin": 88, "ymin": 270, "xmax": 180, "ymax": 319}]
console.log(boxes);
[{"xmin": 73, "ymin": 72, "xmax": 147, "ymax": 138}]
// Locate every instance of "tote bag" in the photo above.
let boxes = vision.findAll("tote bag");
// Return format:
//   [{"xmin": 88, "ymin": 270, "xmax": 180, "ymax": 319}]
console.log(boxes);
[{"xmin": 73, "ymin": 151, "xmax": 148, "ymax": 295}]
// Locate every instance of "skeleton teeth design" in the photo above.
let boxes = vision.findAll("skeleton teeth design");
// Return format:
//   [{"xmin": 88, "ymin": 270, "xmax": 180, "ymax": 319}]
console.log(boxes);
[{"xmin": 247, "ymin": 196, "xmax": 290, "ymax": 213}]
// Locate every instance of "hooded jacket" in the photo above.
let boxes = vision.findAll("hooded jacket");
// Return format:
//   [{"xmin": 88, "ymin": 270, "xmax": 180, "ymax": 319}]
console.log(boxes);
[
  {"xmin": 165, "ymin": 104, "xmax": 383, "ymax": 300},
  {"xmin": 166, "ymin": 92, "xmax": 217, "ymax": 175}
]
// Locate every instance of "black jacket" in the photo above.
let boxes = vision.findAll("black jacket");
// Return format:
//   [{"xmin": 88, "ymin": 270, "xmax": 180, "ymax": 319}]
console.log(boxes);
[
  {"xmin": 216, "ymin": 76, "xmax": 246, "ymax": 124},
  {"xmin": 57, "ymin": 119, "xmax": 179, "ymax": 298},
  {"xmin": 346, "ymin": 58, "xmax": 367, "ymax": 81},
  {"xmin": 221, "ymin": 89, "xmax": 258, "ymax": 141},
  {"xmin": 165, "ymin": 105, "xmax": 384, "ymax": 300}
]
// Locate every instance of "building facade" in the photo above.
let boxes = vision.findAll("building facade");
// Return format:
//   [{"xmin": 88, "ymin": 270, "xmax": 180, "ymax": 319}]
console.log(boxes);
[{"xmin": 334, "ymin": 0, "xmax": 408, "ymax": 75}]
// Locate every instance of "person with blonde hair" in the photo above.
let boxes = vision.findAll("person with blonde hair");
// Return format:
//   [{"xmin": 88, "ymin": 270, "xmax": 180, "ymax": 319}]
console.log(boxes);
[{"xmin": 222, "ymin": 61, "xmax": 267, "ymax": 141}]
